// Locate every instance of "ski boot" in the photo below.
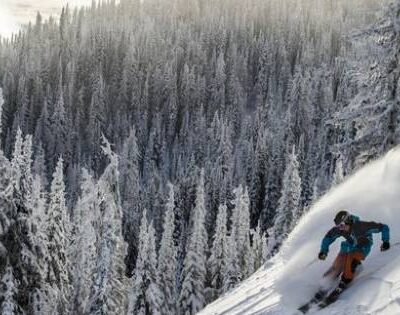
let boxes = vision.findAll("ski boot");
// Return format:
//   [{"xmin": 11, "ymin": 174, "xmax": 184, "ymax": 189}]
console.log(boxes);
[
  {"xmin": 319, "ymin": 279, "xmax": 348, "ymax": 307},
  {"xmin": 298, "ymin": 289, "xmax": 328, "ymax": 313}
]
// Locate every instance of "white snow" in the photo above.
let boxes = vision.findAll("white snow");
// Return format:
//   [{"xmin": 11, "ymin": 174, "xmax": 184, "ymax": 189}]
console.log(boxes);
[{"xmin": 200, "ymin": 147, "xmax": 400, "ymax": 315}]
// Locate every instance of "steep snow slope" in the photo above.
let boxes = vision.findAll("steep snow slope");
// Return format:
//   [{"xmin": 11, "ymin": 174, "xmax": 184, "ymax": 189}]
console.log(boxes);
[{"xmin": 200, "ymin": 147, "xmax": 400, "ymax": 315}]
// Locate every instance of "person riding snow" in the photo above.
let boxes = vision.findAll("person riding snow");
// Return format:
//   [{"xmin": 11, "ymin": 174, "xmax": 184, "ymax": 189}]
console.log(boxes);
[{"xmin": 318, "ymin": 210, "xmax": 390, "ymax": 301}]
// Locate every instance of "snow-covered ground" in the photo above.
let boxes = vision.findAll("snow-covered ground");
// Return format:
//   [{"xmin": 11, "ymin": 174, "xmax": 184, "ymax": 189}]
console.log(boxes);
[{"xmin": 200, "ymin": 147, "xmax": 400, "ymax": 315}]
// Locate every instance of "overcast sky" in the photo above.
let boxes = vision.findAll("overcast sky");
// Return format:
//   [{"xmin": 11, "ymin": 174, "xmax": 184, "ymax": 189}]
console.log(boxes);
[{"xmin": 0, "ymin": 0, "xmax": 93, "ymax": 37}]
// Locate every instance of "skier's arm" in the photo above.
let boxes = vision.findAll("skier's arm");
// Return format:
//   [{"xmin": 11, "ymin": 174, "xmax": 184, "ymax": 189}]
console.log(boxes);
[
  {"xmin": 364, "ymin": 221, "xmax": 390, "ymax": 242},
  {"xmin": 320, "ymin": 228, "xmax": 342, "ymax": 255},
  {"xmin": 363, "ymin": 221, "xmax": 390, "ymax": 251}
]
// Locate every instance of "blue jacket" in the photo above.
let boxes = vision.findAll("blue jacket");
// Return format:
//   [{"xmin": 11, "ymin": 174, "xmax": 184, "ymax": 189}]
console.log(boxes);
[{"xmin": 320, "ymin": 215, "xmax": 390, "ymax": 257}]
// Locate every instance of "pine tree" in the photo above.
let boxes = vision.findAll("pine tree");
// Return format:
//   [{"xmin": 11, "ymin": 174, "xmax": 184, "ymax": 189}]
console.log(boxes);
[
  {"xmin": 119, "ymin": 127, "xmax": 141, "ymax": 275},
  {"xmin": 129, "ymin": 208, "xmax": 149, "ymax": 315},
  {"xmin": 332, "ymin": 156, "xmax": 345, "ymax": 187},
  {"xmin": 249, "ymin": 128, "xmax": 268, "ymax": 228},
  {"xmin": 20, "ymin": 135, "xmax": 33, "ymax": 206},
  {"xmin": 145, "ymin": 222, "xmax": 162, "ymax": 314},
  {"xmin": 207, "ymin": 119, "xmax": 233, "ymax": 233},
  {"xmin": 129, "ymin": 209, "xmax": 162, "ymax": 315},
  {"xmin": 0, "ymin": 88, "xmax": 3, "ymax": 147},
  {"xmin": 70, "ymin": 169, "xmax": 99, "ymax": 315},
  {"xmin": 33, "ymin": 95, "xmax": 52, "ymax": 178},
  {"xmin": 174, "ymin": 155, "xmax": 198, "ymax": 296},
  {"xmin": 207, "ymin": 203, "xmax": 228, "ymax": 300},
  {"xmin": 87, "ymin": 68, "xmax": 107, "ymax": 172},
  {"xmin": 222, "ymin": 230, "xmax": 241, "ymax": 293},
  {"xmin": 230, "ymin": 185, "xmax": 253, "ymax": 278},
  {"xmin": 3, "ymin": 131, "xmax": 50, "ymax": 314},
  {"xmin": 10, "ymin": 128, "xmax": 24, "ymax": 192},
  {"xmin": 251, "ymin": 223, "xmax": 267, "ymax": 271},
  {"xmin": 268, "ymin": 147, "xmax": 302, "ymax": 253},
  {"xmin": 46, "ymin": 157, "xmax": 71, "ymax": 314},
  {"xmin": 87, "ymin": 137, "xmax": 128, "ymax": 315},
  {"xmin": 261, "ymin": 131, "xmax": 285, "ymax": 232},
  {"xmin": 29, "ymin": 175, "xmax": 51, "ymax": 315},
  {"xmin": 0, "ymin": 265, "xmax": 18, "ymax": 314},
  {"xmin": 179, "ymin": 170, "xmax": 207, "ymax": 315},
  {"xmin": 285, "ymin": 70, "xmax": 309, "ymax": 147},
  {"xmin": 50, "ymin": 68, "xmax": 70, "ymax": 170},
  {"xmin": 0, "ymin": 149, "xmax": 13, "ymax": 236},
  {"xmin": 210, "ymin": 52, "xmax": 226, "ymax": 114},
  {"xmin": 10, "ymin": 130, "xmax": 34, "ymax": 204},
  {"xmin": 157, "ymin": 183, "xmax": 178, "ymax": 314}
]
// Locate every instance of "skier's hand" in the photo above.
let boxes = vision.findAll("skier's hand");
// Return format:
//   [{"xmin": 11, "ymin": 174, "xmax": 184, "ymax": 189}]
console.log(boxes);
[
  {"xmin": 318, "ymin": 252, "xmax": 327, "ymax": 260},
  {"xmin": 381, "ymin": 241, "xmax": 390, "ymax": 252}
]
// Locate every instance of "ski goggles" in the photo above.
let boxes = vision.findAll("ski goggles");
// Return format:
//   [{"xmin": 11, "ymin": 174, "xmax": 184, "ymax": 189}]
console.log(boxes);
[
  {"xmin": 335, "ymin": 214, "xmax": 350, "ymax": 229},
  {"xmin": 334, "ymin": 212, "xmax": 350, "ymax": 226},
  {"xmin": 336, "ymin": 221, "xmax": 348, "ymax": 230}
]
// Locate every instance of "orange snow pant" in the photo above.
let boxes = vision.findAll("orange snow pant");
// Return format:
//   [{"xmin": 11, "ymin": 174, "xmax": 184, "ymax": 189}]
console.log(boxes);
[{"xmin": 323, "ymin": 252, "xmax": 365, "ymax": 282}]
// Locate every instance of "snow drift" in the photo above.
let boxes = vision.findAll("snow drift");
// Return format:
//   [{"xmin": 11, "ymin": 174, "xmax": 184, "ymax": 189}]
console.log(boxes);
[{"xmin": 200, "ymin": 147, "xmax": 400, "ymax": 315}]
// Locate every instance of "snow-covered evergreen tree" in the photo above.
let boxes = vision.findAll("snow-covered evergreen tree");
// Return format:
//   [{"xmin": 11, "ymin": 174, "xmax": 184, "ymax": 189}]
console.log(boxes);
[
  {"xmin": 157, "ymin": 183, "xmax": 178, "ymax": 314},
  {"xmin": 251, "ymin": 224, "xmax": 267, "ymax": 271},
  {"xmin": 268, "ymin": 147, "xmax": 302, "ymax": 253},
  {"xmin": 20, "ymin": 135, "xmax": 33, "ymax": 205},
  {"xmin": 87, "ymin": 68, "xmax": 107, "ymax": 172},
  {"xmin": 0, "ymin": 89, "xmax": 3, "ymax": 146},
  {"xmin": 0, "ymin": 264, "xmax": 18, "ymax": 314},
  {"xmin": 249, "ymin": 127, "xmax": 268, "ymax": 228},
  {"xmin": 46, "ymin": 157, "xmax": 71, "ymax": 314},
  {"xmin": 0, "ymin": 148, "xmax": 13, "ymax": 235},
  {"xmin": 129, "ymin": 209, "xmax": 162, "ymax": 315},
  {"xmin": 10, "ymin": 130, "xmax": 34, "ymax": 204},
  {"xmin": 207, "ymin": 203, "xmax": 228, "ymax": 300},
  {"xmin": 29, "ymin": 174, "xmax": 51, "ymax": 315},
  {"xmin": 145, "ymin": 222, "xmax": 163, "ymax": 314},
  {"xmin": 87, "ymin": 137, "xmax": 128, "ymax": 315},
  {"xmin": 179, "ymin": 170, "xmax": 208, "ymax": 315},
  {"xmin": 10, "ymin": 128, "xmax": 24, "ymax": 192},
  {"xmin": 230, "ymin": 185, "xmax": 253, "ymax": 277},
  {"xmin": 332, "ymin": 156, "xmax": 345, "ymax": 187},
  {"xmin": 222, "ymin": 230, "xmax": 241, "ymax": 293},
  {"xmin": 1, "ymin": 130, "xmax": 50, "ymax": 314},
  {"xmin": 207, "ymin": 118, "xmax": 233, "ymax": 233},
  {"xmin": 50, "ymin": 66, "xmax": 71, "ymax": 170},
  {"xmin": 70, "ymin": 169, "xmax": 99, "ymax": 315},
  {"xmin": 119, "ymin": 127, "xmax": 141, "ymax": 275}
]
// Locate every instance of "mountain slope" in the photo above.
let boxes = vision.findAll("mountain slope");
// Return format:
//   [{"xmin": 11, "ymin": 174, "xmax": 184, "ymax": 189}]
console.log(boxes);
[{"xmin": 200, "ymin": 147, "xmax": 400, "ymax": 315}]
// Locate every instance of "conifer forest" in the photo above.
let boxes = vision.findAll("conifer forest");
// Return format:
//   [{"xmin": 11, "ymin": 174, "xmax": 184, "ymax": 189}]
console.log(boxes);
[{"xmin": 0, "ymin": 0, "xmax": 400, "ymax": 313}]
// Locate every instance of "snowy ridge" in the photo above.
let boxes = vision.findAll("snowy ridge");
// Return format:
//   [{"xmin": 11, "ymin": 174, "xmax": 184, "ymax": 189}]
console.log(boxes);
[{"xmin": 200, "ymin": 147, "xmax": 400, "ymax": 315}]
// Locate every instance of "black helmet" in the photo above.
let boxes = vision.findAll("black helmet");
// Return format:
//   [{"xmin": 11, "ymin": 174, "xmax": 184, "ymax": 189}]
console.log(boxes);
[{"xmin": 334, "ymin": 210, "xmax": 350, "ymax": 225}]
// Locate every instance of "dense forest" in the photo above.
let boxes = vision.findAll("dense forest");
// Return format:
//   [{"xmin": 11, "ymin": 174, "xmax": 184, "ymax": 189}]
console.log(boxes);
[{"xmin": 0, "ymin": 0, "xmax": 399, "ymax": 313}]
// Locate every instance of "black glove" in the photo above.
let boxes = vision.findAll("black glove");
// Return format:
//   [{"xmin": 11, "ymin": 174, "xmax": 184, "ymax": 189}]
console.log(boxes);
[
  {"xmin": 318, "ymin": 252, "xmax": 327, "ymax": 260},
  {"xmin": 381, "ymin": 241, "xmax": 390, "ymax": 251}
]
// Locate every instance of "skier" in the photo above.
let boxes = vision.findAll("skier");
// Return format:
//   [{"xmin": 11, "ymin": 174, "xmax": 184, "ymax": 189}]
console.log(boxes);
[{"xmin": 317, "ymin": 210, "xmax": 390, "ymax": 304}]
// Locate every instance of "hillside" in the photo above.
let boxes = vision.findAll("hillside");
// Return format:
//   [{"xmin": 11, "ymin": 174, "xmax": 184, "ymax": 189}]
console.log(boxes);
[{"xmin": 200, "ymin": 147, "xmax": 400, "ymax": 315}]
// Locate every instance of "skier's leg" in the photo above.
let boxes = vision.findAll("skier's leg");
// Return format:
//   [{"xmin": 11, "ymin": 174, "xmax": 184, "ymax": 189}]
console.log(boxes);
[
  {"xmin": 323, "ymin": 252, "xmax": 346, "ymax": 280},
  {"xmin": 301, "ymin": 253, "xmax": 347, "ymax": 311},
  {"xmin": 321, "ymin": 252, "xmax": 365, "ymax": 306},
  {"xmin": 342, "ymin": 251, "xmax": 365, "ymax": 284}
]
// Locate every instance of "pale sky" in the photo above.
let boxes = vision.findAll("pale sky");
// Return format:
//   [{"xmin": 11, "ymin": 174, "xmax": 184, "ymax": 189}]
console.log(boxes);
[{"xmin": 0, "ymin": 0, "xmax": 93, "ymax": 37}]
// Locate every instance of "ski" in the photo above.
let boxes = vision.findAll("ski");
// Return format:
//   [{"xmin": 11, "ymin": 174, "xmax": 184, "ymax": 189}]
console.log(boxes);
[
  {"xmin": 298, "ymin": 289, "xmax": 328, "ymax": 314},
  {"xmin": 298, "ymin": 263, "xmax": 342, "ymax": 313},
  {"xmin": 317, "ymin": 263, "xmax": 365, "ymax": 310},
  {"xmin": 317, "ymin": 284, "xmax": 346, "ymax": 309}
]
